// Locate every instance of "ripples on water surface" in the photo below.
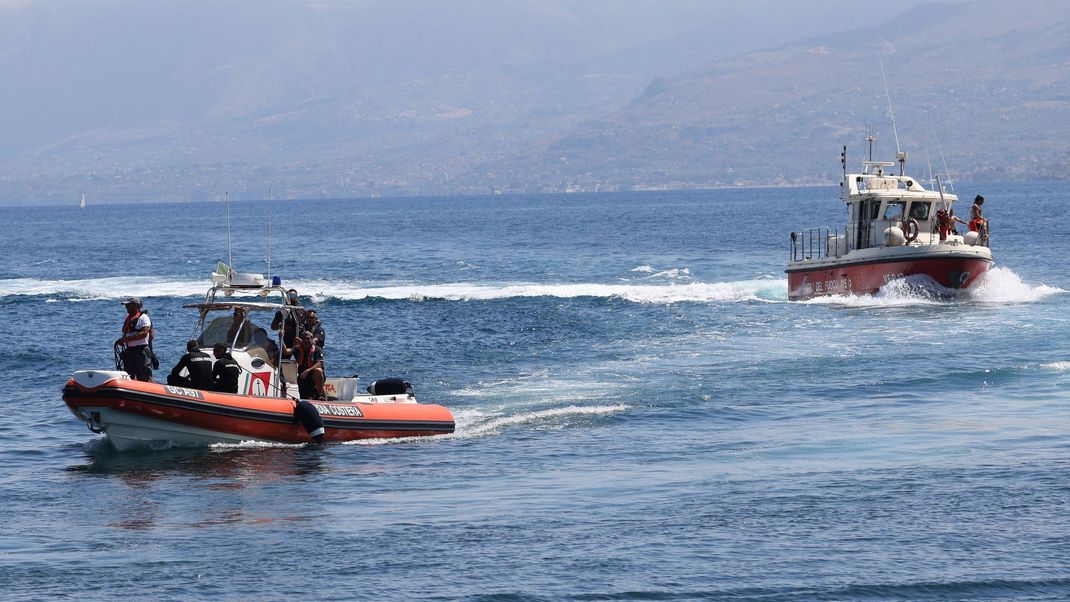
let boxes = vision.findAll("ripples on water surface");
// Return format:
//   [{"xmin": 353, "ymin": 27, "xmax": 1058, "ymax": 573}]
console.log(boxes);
[{"xmin": 2, "ymin": 184, "xmax": 1069, "ymax": 600}]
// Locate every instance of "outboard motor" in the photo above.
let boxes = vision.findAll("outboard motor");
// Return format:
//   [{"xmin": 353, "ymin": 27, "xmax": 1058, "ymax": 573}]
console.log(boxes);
[
  {"xmin": 293, "ymin": 399, "xmax": 325, "ymax": 444},
  {"xmin": 366, "ymin": 378, "xmax": 413, "ymax": 396}
]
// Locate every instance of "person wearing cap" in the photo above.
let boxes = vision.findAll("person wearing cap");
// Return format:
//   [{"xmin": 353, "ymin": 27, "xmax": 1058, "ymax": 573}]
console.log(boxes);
[{"xmin": 117, "ymin": 297, "xmax": 153, "ymax": 381}]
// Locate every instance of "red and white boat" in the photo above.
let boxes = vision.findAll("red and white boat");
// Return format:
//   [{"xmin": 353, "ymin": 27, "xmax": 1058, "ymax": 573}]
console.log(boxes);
[
  {"xmin": 786, "ymin": 138, "xmax": 993, "ymax": 300},
  {"xmin": 62, "ymin": 266, "xmax": 455, "ymax": 450}
]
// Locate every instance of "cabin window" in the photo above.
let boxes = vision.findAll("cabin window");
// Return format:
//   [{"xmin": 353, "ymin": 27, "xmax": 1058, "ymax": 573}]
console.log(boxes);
[
  {"xmin": 908, "ymin": 201, "xmax": 931, "ymax": 220},
  {"xmin": 883, "ymin": 200, "xmax": 905, "ymax": 220}
]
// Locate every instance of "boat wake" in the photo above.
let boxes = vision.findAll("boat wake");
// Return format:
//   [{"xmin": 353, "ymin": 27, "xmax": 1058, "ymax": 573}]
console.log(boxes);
[
  {"xmin": 963, "ymin": 266, "xmax": 1064, "ymax": 304},
  {"xmin": 3, "ymin": 276, "xmax": 788, "ymax": 304},
  {"xmin": 5, "ymin": 267, "xmax": 1056, "ymax": 307},
  {"xmin": 799, "ymin": 267, "xmax": 1062, "ymax": 307},
  {"xmin": 342, "ymin": 404, "xmax": 629, "ymax": 446}
]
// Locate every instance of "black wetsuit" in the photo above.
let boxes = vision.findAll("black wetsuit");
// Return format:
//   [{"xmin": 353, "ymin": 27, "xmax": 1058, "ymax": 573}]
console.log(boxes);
[
  {"xmin": 167, "ymin": 350, "xmax": 213, "ymax": 389},
  {"xmin": 212, "ymin": 353, "xmax": 241, "ymax": 394}
]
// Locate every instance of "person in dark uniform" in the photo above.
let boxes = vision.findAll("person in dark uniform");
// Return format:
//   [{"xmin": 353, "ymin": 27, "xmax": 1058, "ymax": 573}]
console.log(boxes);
[
  {"xmin": 294, "ymin": 331, "xmax": 325, "ymax": 400},
  {"xmin": 117, "ymin": 296, "xmax": 153, "ymax": 381},
  {"xmin": 303, "ymin": 309, "xmax": 326, "ymax": 348},
  {"xmin": 271, "ymin": 289, "xmax": 304, "ymax": 358},
  {"xmin": 168, "ymin": 340, "xmax": 213, "ymax": 389},
  {"xmin": 211, "ymin": 343, "xmax": 241, "ymax": 394}
]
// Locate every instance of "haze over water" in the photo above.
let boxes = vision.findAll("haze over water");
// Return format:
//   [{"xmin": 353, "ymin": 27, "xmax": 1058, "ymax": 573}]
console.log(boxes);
[{"xmin": 1, "ymin": 182, "xmax": 1068, "ymax": 599}]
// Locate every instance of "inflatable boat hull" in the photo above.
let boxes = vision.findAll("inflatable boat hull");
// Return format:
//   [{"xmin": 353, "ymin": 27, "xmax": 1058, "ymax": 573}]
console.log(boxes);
[{"xmin": 62, "ymin": 371, "xmax": 455, "ymax": 451}]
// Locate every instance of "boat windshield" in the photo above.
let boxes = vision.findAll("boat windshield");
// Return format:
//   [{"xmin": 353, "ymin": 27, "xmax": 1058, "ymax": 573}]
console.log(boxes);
[
  {"xmin": 883, "ymin": 200, "xmax": 905, "ymax": 220},
  {"xmin": 196, "ymin": 310, "xmax": 279, "ymax": 366}
]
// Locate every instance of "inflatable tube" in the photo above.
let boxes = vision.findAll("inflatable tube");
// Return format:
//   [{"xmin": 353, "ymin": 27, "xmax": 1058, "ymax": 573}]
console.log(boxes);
[{"xmin": 293, "ymin": 399, "xmax": 325, "ymax": 443}]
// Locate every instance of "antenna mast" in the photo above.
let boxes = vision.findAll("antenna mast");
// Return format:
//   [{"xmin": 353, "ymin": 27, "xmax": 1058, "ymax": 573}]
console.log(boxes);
[
  {"xmin": 878, "ymin": 52, "xmax": 901, "ymax": 155},
  {"xmin": 267, "ymin": 187, "xmax": 272, "ymax": 277},
  {"xmin": 225, "ymin": 191, "xmax": 234, "ymax": 269}
]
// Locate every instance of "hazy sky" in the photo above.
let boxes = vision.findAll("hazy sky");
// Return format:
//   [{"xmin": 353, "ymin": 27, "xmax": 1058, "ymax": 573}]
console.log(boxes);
[{"xmin": 0, "ymin": 0, "xmax": 943, "ymax": 157}]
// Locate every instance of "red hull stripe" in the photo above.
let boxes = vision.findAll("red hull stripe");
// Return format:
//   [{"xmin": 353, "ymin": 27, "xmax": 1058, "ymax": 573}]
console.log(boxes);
[{"xmin": 786, "ymin": 254, "xmax": 993, "ymax": 273}]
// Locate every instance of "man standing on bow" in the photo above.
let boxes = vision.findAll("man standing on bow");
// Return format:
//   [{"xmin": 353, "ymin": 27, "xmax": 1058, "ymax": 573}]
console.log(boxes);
[{"xmin": 118, "ymin": 297, "xmax": 153, "ymax": 381}]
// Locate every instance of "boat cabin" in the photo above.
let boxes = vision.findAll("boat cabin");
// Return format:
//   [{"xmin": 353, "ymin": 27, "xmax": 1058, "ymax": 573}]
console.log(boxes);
[
  {"xmin": 176, "ymin": 267, "xmax": 357, "ymax": 401},
  {"xmin": 789, "ymin": 143, "xmax": 985, "ymax": 265}
]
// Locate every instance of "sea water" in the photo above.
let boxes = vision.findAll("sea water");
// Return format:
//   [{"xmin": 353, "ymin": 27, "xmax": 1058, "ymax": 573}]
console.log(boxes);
[{"xmin": 1, "ymin": 183, "xmax": 1067, "ymax": 600}]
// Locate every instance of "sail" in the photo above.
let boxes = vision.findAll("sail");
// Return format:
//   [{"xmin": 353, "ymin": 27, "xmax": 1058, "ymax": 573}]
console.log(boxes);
[{"xmin": 79, "ymin": 194, "xmax": 86, "ymax": 209}]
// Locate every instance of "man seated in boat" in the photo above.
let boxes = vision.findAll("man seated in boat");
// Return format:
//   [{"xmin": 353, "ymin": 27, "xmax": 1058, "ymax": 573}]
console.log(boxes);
[
  {"xmin": 167, "ymin": 340, "xmax": 214, "ymax": 389},
  {"xmin": 227, "ymin": 306, "xmax": 254, "ymax": 348},
  {"xmin": 211, "ymin": 343, "xmax": 241, "ymax": 394},
  {"xmin": 294, "ymin": 330, "xmax": 326, "ymax": 400}
]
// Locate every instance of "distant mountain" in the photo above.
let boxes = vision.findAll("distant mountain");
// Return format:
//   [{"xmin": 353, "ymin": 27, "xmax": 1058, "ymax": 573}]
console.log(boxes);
[
  {"xmin": 525, "ymin": 0, "xmax": 1070, "ymax": 190},
  {"xmin": 3, "ymin": 0, "xmax": 1063, "ymax": 204}
]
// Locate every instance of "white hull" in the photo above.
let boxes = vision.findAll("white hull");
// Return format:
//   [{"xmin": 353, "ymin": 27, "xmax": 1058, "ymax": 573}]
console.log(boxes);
[{"xmin": 82, "ymin": 406, "xmax": 273, "ymax": 451}]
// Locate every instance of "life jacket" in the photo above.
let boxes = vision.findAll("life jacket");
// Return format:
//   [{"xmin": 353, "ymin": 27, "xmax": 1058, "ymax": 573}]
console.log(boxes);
[
  {"xmin": 124, "ymin": 310, "xmax": 153, "ymax": 344},
  {"xmin": 296, "ymin": 342, "xmax": 320, "ymax": 371},
  {"xmin": 122, "ymin": 310, "xmax": 143, "ymax": 334}
]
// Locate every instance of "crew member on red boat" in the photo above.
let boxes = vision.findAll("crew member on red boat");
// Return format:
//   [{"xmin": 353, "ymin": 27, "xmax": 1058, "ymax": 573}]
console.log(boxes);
[
  {"xmin": 117, "ymin": 297, "xmax": 153, "ymax": 382},
  {"xmin": 935, "ymin": 208, "xmax": 968, "ymax": 241},
  {"xmin": 969, "ymin": 195, "xmax": 990, "ymax": 245},
  {"xmin": 295, "ymin": 331, "xmax": 326, "ymax": 400},
  {"xmin": 211, "ymin": 343, "xmax": 241, "ymax": 394}
]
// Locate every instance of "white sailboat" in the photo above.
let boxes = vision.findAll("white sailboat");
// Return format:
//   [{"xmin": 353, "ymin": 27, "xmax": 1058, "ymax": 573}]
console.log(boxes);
[{"xmin": 79, "ymin": 194, "xmax": 86, "ymax": 209}]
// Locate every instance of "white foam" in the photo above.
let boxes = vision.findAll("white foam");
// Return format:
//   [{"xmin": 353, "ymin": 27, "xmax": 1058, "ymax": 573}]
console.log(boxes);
[
  {"xmin": 799, "ymin": 267, "xmax": 1063, "ymax": 308},
  {"xmin": 340, "ymin": 404, "xmax": 628, "ymax": 446},
  {"xmin": 630, "ymin": 265, "xmax": 655, "ymax": 273},
  {"xmin": 1, "ymin": 276, "xmax": 208, "ymax": 300},
  {"xmin": 965, "ymin": 267, "xmax": 1064, "ymax": 304},
  {"xmin": 648, "ymin": 268, "xmax": 691, "ymax": 280},
  {"xmin": 1, "ymin": 275, "xmax": 790, "ymax": 305},
  {"xmin": 302, "ymin": 278, "xmax": 788, "ymax": 304},
  {"xmin": 800, "ymin": 277, "xmax": 945, "ymax": 308},
  {"xmin": 209, "ymin": 439, "xmax": 305, "ymax": 450},
  {"xmin": 1040, "ymin": 361, "xmax": 1070, "ymax": 371}
]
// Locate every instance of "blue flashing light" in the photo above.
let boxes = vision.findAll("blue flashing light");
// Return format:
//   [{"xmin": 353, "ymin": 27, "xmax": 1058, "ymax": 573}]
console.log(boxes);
[{"xmin": 272, "ymin": 275, "xmax": 282, "ymax": 286}]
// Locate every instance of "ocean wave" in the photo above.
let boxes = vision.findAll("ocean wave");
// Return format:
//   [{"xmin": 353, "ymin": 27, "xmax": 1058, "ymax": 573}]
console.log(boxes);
[
  {"xmin": 313, "ymin": 279, "xmax": 787, "ymax": 304},
  {"xmin": 1040, "ymin": 361, "xmax": 1070, "ymax": 372},
  {"xmin": 0, "ymin": 276, "xmax": 208, "ymax": 301},
  {"xmin": 0, "ymin": 276, "xmax": 789, "ymax": 305}
]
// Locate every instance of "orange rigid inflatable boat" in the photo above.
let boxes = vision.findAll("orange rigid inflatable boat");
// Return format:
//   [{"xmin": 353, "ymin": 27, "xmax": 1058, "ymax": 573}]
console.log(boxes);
[
  {"xmin": 62, "ymin": 265, "xmax": 455, "ymax": 450},
  {"xmin": 63, "ymin": 372, "xmax": 455, "ymax": 450}
]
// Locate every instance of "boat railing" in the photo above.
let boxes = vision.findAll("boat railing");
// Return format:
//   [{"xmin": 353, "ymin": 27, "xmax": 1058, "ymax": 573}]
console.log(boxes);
[
  {"xmin": 791, "ymin": 221, "xmax": 989, "ymax": 262},
  {"xmin": 789, "ymin": 226, "xmax": 847, "ymax": 262}
]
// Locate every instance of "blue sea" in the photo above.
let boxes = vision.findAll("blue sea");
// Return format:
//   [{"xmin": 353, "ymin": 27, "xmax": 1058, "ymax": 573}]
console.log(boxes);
[{"xmin": 2, "ymin": 183, "xmax": 1068, "ymax": 600}]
